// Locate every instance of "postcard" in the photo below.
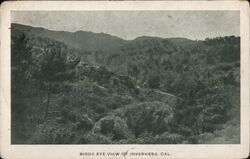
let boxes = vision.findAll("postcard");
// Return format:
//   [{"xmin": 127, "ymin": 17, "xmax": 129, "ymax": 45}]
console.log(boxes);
[{"xmin": 0, "ymin": 1, "xmax": 249, "ymax": 159}]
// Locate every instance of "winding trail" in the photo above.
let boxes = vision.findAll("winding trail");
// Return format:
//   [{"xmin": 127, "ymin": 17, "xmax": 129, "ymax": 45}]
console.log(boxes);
[{"xmin": 153, "ymin": 90, "xmax": 177, "ymax": 98}]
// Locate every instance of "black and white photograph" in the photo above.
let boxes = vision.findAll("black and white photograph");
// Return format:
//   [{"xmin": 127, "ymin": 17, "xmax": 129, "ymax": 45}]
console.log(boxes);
[
  {"xmin": 11, "ymin": 10, "xmax": 241, "ymax": 144},
  {"xmin": 0, "ymin": 1, "xmax": 249, "ymax": 159}
]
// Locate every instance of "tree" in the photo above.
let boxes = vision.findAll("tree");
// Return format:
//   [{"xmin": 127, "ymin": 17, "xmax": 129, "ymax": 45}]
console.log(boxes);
[
  {"xmin": 125, "ymin": 101, "xmax": 173, "ymax": 137},
  {"xmin": 200, "ymin": 77, "xmax": 230, "ymax": 132},
  {"xmin": 11, "ymin": 33, "xmax": 33, "ymax": 92},
  {"xmin": 11, "ymin": 33, "xmax": 33, "ymax": 142},
  {"xmin": 172, "ymin": 62, "xmax": 231, "ymax": 139},
  {"xmin": 38, "ymin": 42, "xmax": 78, "ymax": 119}
]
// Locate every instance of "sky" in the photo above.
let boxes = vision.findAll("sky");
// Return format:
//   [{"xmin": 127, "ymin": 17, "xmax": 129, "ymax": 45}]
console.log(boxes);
[{"xmin": 12, "ymin": 11, "xmax": 240, "ymax": 40}]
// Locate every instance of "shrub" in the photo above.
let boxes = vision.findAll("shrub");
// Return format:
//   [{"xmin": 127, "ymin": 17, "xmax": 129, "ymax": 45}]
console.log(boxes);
[
  {"xmin": 30, "ymin": 120, "xmax": 75, "ymax": 144},
  {"xmin": 155, "ymin": 132, "xmax": 184, "ymax": 144},
  {"xmin": 124, "ymin": 101, "xmax": 173, "ymax": 136},
  {"xmin": 94, "ymin": 115, "xmax": 131, "ymax": 140}
]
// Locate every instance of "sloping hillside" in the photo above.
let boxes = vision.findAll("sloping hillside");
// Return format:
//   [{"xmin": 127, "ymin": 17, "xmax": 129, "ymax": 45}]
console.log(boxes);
[{"xmin": 11, "ymin": 23, "xmax": 240, "ymax": 144}]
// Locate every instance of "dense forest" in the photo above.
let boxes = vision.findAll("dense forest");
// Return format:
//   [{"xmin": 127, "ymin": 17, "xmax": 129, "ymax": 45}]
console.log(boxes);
[{"xmin": 11, "ymin": 23, "xmax": 240, "ymax": 144}]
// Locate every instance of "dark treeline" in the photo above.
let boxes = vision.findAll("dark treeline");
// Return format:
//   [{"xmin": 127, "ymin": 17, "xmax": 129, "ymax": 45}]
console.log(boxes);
[{"xmin": 11, "ymin": 24, "xmax": 240, "ymax": 144}]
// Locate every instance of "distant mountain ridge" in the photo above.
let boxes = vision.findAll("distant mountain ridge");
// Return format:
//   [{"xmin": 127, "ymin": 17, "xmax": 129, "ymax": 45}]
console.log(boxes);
[
  {"xmin": 11, "ymin": 23, "xmax": 127, "ymax": 52},
  {"xmin": 11, "ymin": 23, "xmax": 195, "ymax": 52}
]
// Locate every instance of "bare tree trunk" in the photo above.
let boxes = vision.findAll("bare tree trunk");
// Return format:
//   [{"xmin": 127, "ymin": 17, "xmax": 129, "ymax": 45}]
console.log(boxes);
[{"xmin": 44, "ymin": 81, "xmax": 52, "ymax": 119}]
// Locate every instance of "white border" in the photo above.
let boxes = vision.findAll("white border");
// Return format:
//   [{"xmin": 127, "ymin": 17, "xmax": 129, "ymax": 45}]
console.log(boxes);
[{"xmin": 0, "ymin": 1, "xmax": 249, "ymax": 159}]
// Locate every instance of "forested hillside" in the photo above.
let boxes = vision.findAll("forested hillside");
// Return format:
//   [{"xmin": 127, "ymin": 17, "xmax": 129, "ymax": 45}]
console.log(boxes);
[{"xmin": 11, "ymin": 23, "xmax": 240, "ymax": 144}]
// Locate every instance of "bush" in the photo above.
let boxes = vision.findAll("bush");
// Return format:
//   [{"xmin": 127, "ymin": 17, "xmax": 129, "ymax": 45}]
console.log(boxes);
[
  {"xmin": 124, "ymin": 101, "xmax": 173, "ymax": 136},
  {"xmin": 76, "ymin": 132, "xmax": 112, "ymax": 144},
  {"xmin": 94, "ymin": 115, "xmax": 131, "ymax": 140},
  {"xmin": 30, "ymin": 120, "xmax": 75, "ymax": 144},
  {"xmin": 155, "ymin": 132, "xmax": 184, "ymax": 144}
]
